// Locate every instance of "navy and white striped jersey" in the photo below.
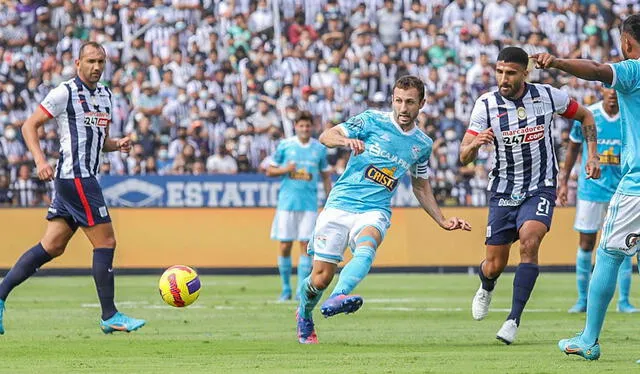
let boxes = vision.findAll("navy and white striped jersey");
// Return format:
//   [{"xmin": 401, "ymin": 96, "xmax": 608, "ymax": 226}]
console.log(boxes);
[
  {"xmin": 39, "ymin": 77, "xmax": 111, "ymax": 179},
  {"xmin": 467, "ymin": 83, "xmax": 578, "ymax": 196}
]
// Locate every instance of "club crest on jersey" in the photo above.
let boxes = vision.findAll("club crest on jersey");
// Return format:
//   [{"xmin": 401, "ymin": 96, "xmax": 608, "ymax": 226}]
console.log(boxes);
[
  {"xmin": 411, "ymin": 145, "xmax": 421, "ymax": 160},
  {"xmin": 501, "ymin": 125, "xmax": 544, "ymax": 146},
  {"xmin": 516, "ymin": 107, "xmax": 527, "ymax": 120},
  {"xmin": 365, "ymin": 165, "xmax": 398, "ymax": 191}
]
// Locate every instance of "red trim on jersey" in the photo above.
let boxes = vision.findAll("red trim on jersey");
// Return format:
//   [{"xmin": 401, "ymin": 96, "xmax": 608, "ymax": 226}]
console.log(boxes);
[
  {"xmin": 39, "ymin": 104, "xmax": 53, "ymax": 118},
  {"xmin": 466, "ymin": 129, "xmax": 479, "ymax": 136},
  {"xmin": 561, "ymin": 99, "xmax": 579, "ymax": 119},
  {"xmin": 74, "ymin": 178, "xmax": 95, "ymax": 226}
]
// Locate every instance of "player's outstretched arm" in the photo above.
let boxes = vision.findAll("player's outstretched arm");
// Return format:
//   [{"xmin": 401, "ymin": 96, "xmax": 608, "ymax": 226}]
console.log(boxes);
[
  {"xmin": 531, "ymin": 53, "xmax": 614, "ymax": 85},
  {"xmin": 411, "ymin": 176, "xmax": 472, "ymax": 231},
  {"xmin": 573, "ymin": 105, "xmax": 601, "ymax": 180},
  {"xmin": 319, "ymin": 126, "xmax": 364, "ymax": 155},
  {"xmin": 266, "ymin": 162, "xmax": 296, "ymax": 177},
  {"xmin": 459, "ymin": 128, "xmax": 494, "ymax": 165},
  {"xmin": 23, "ymin": 106, "xmax": 54, "ymax": 181}
]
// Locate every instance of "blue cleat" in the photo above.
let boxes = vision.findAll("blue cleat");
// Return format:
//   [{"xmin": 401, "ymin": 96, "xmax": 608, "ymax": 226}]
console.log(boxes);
[
  {"xmin": 0, "ymin": 299, "xmax": 4, "ymax": 335},
  {"xmin": 568, "ymin": 301, "xmax": 587, "ymax": 313},
  {"xmin": 617, "ymin": 302, "xmax": 639, "ymax": 313},
  {"xmin": 558, "ymin": 334, "xmax": 600, "ymax": 360},
  {"xmin": 100, "ymin": 312, "xmax": 146, "ymax": 334},
  {"xmin": 320, "ymin": 294, "xmax": 363, "ymax": 318},
  {"xmin": 296, "ymin": 309, "xmax": 318, "ymax": 344},
  {"xmin": 278, "ymin": 289, "xmax": 292, "ymax": 302}
]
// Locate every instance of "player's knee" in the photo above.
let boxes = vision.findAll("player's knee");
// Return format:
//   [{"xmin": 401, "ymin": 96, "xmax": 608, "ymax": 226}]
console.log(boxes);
[
  {"xmin": 41, "ymin": 240, "xmax": 67, "ymax": 258},
  {"xmin": 100, "ymin": 236, "xmax": 116, "ymax": 249},
  {"xmin": 579, "ymin": 236, "xmax": 597, "ymax": 251},
  {"xmin": 311, "ymin": 269, "xmax": 334, "ymax": 290},
  {"xmin": 519, "ymin": 237, "xmax": 541, "ymax": 263}
]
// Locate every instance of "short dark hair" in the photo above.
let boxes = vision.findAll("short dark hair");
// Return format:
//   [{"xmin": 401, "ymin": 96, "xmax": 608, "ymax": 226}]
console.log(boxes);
[
  {"xmin": 622, "ymin": 14, "xmax": 640, "ymax": 43},
  {"xmin": 78, "ymin": 41, "xmax": 106, "ymax": 59},
  {"xmin": 497, "ymin": 46, "xmax": 529, "ymax": 69},
  {"xmin": 392, "ymin": 75, "xmax": 425, "ymax": 101},
  {"xmin": 295, "ymin": 110, "xmax": 313, "ymax": 124}
]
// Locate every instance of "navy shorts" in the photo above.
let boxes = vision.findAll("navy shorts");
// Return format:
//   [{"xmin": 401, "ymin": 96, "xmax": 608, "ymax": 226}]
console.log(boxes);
[
  {"xmin": 485, "ymin": 187, "xmax": 556, "ymax": 246},
  {"xmin": 46, "ymin": 177, "xmax": 111, "ymax": 230}
]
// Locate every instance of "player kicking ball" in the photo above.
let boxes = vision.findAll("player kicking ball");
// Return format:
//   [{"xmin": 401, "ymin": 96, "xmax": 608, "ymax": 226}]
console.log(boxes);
[
  {"xmin": 296, "ymin": 75, "xmax": 472, "ymax": 344},
  {"xmin": 460, "ymin": 47, "xmax": 600, "ymax": 345},
  {"xmin": 561, "ymin": 87, "xmax": 637, "ymax": 314},
  {"xmin": 533, "ymin": 14, "xmax": 640, "ymax": 361}
]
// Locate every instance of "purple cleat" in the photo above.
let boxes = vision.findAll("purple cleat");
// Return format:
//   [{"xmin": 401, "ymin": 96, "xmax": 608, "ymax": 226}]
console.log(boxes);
[{"xmin": 320, "ymin": 294, "xmax": 363, "ymax": 318}]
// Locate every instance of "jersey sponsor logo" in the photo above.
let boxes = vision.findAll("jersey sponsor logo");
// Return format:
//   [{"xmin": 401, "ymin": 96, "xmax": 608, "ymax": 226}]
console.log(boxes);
[
  {"xmin": 365, "ymin": 165, "xmax": 398, "ymax": 191},
  {"xmin": 599, "ymin": 147, "xmax": 620, "ymax": 165},
  {"xmin": 368, "ymin": 143, "xmax": 411, "ymax": 169},
  {"xmin": 498, "ymin": 198, "xmax": 522, "ymax": 207},
  {"xmin": 597, "ymin": 139, "xmax": 621, "ymax": 146},
  {"xmin": 84, "ymin": 111, "xmax": 110, "ymax": 127},
  {"xmin": 501, "ymin": 125, "xmax": 545, "ymax": 146},
  {"xmin": 289, "ymin": 168, "xmax": 312, "ymax": 181}
]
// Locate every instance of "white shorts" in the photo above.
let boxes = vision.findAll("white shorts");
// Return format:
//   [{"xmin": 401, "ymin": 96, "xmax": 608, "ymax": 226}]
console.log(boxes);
[
  {"xmin": 307, "ymin": 207, "xmax": 391, "ymax": 264},
  {"xmin": 270, "ymin": 210, "xmax": 317, "ymax": 242},
  {"xmin": 574, "ymin": 199, "xmax": 609, "ymax": 234},
  {"xmin": 599, "ymin": 192, "xmax": 640, "ymax": 256}
]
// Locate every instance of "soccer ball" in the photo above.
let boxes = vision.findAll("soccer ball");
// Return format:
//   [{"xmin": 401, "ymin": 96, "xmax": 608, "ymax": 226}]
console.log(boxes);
[{"xmin": 158, "ymin": 265, "xmax": 201, "ymax": 307}]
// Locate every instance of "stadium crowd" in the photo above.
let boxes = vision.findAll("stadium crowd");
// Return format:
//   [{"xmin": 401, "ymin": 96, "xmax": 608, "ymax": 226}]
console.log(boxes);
[{"xmin": 0, "ymin": 0, "xmax": 638, "ymax": 207}]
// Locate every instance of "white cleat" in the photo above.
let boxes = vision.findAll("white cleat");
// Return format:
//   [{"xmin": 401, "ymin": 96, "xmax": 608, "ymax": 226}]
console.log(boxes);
[
  {"xmin": 472, "ymin": 286, "xmax": 492, "ymax": 321},
  {"xmin": 496, "ymin": 319, "xmax": 518, "ymax": 345}
]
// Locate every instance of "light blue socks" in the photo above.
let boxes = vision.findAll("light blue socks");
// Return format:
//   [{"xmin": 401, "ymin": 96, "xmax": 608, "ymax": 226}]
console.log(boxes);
[
  {"xmin": 576, "ymin": 247, "xmax": 592, "ymax": 305},
  {"xmin": 296, "ymin": 255, "xmax": 312, "ymax": 298},
  {"xmin": 299, "ymin": 275, "xmax": 323, "ymax": 318},
  {"xmin": 330, "ymin": 236, "xmax": 378, "ymax": 297},
  {"xmin": 581, "ymin": 248, "xmax": 625, "ymax": 345},
  {"xmin": 277, "ymin": 256, "xmax": 292, "ymax": 294},
  {"xmin": 617, "ymin": 255, "xmax": 633, "ymax": 305}
]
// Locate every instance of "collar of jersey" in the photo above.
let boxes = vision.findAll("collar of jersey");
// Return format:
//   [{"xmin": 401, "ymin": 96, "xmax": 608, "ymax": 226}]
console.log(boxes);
[
  {"xmin": 597, "ymin": 101, "xmax": 620, "ymax": 122},
  {"xmin": 294, "ymin": 137, "xmax": 312, "ymax": 148},
  {"xmin": 75, "ymin": 76, "xmax": 97, "ymax": 93},
  {"xmin": 388, "ymin": 112, "xmax": 417, "ymax": 136},
  {"xmin": 499, "ymin": 82, "xmax": 529, "ymax": 103}
]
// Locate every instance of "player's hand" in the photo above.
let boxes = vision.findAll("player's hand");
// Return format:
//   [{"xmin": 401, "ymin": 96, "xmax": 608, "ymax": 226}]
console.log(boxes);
[
  {"xmin": 585, "ymin": 156, "xmax": 601, "ymax": 180},
  {"xmin": 36, "ymin": 159, "xmax": 54, "ymax": 182},
  {"xmin": 343, "ymin": 138, "xmax": 365, "ymax": 155},
  {"xmin": 440, "ymin": 217, "xmax": 472, "ymax": 231},
  {"xmin": 285, "ymin": 162, "xmax": 296, "ymax": 173},
  {"xmin": 472, "ymin": 128, "xmax": 494, "ymax": 148},
  {"xmin": 118, "ymin": 137, "xmax": 131, "ymax": 153},
  {"xmin": 557, "ymin": 182, "xmax": 568, "ymax": 206},
  {"xmin": 530, "ymin": 53, "xmax": 557, "ymax": 69}
]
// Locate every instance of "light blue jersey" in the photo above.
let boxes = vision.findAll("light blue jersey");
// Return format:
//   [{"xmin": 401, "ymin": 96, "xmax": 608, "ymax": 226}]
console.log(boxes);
[
  {"xmin": 606, "ymin": 59, "xmax": 640, "ymax": 196},
  {"xmin": 271, "ymin": 137, "xmax": 329, "ymax": 212},
  {"xmin": 326, "ymin": 110, "xmax": 433, "ymax": 217},
  {"xmin": 569, "ymin": 102, "xmax": 622, "ymax": 202}
]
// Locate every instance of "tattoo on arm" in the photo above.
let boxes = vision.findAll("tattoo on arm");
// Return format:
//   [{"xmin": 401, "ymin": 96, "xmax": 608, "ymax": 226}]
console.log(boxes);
[{"xmin": 583, "ymin": 122, "xmax": 597, "ymax": 142}]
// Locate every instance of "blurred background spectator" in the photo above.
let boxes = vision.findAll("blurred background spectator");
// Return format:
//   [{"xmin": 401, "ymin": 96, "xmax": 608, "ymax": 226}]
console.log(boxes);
[{"xmin": 0, "ymin": 0, "xmax": 636, "ymax": 206}]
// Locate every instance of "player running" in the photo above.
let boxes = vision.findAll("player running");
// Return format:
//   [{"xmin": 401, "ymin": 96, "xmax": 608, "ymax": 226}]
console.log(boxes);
[
  {"xmin": 561, "ymin": 87, "xmax": 637, "ymax": 314},
  {"xmin": 533, "ymin": 13, "xmax": 640, "ymax": 361},
  {"xmin": 267, "ymin": 110, "xmax": 332, "ymax": 302},
  {"xmin": 460, "ymin": 46, "xmax": 600, "ymax": 345},
  {"xmin": 0, "ymin": 42, "xmax": 145, "ymax": 334},
  {"xmin": 295, "ymin": 75, "xmax": 472, "ymax": 344}
]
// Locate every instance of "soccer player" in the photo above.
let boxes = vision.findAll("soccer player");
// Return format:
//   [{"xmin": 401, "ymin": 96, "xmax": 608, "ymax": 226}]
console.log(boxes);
[
  {"xmin": 0, "ymin": 42, "xmax": 145, "ymax": 334},
  {"xmin": 266, "ymin": 110, "xmax": 332, "ymax": 302},
  {"xmin": 296, "ymin": 75, "xmax": 472, "ymax": 344},
  {"xmin": 533, "ymin": 14, "xmax": 640, "ymax": 360},
  {"xmin": 561, "ymin": 87, "xmax": 637, "ymax": 314},
  {"xmin": 460, "ymin": 46, "xmax": 600, "ymax": 345}
]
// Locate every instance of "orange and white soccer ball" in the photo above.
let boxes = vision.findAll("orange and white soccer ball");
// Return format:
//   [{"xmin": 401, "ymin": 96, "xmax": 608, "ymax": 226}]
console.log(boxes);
[{"xmin": 158, "ymin": 265, "xmax": 201, "ymax": 307}]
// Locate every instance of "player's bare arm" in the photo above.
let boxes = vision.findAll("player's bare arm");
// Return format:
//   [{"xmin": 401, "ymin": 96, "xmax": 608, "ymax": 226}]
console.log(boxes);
[
  {"xmin": 319, "ymin": 126, "xmax": 364, "ymax": 155},
  {"xmin": 22, "ymin": 106, "xmax": 54, "ymax": 181},
  {"xmin": 572, "ymin": 106, "xmax": 601, "ymax": 180},
  {"xmin": 266, "ymin": 162, "xmax": 296, "ymax": 177},
  {"xmin": 321, "ymin": 171, "xmax": 332, "ymax": 197},
  {"xmin": 558, "ymin": 141, "xmax": 581, "ymax": 206},
  {"xmin": 411, "ymin": 176, "xmax": 471, "ymax": 231},
  {"xmin": 459, "ymin": 128, "xmax": 494, "ymax": 165},
  {"xmin": 531, "ymin": 53, "xmax": 614, "ymax": 85}
]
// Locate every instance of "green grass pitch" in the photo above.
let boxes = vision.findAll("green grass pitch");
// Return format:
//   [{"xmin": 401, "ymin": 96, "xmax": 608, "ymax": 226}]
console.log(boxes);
[{"xmin": 2, "ymin": 273, "xmax": 639, "ymax": 373}]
